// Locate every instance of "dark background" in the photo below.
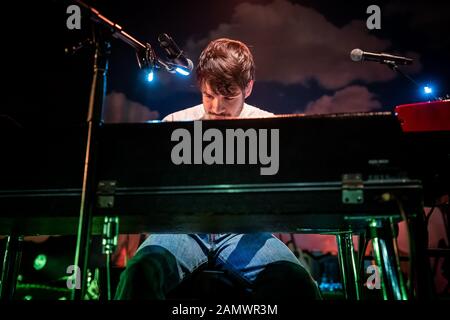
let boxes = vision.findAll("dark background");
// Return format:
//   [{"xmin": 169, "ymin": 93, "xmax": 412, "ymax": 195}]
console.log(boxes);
[{"xmin": 3, "ymin": 0, "xmax": 450, "ymax": 127}]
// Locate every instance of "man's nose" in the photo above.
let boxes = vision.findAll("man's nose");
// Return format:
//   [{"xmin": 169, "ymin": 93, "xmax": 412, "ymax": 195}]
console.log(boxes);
[{"xmin": 211, "ymin": 98, "xmax": 225, "ymax": 114}]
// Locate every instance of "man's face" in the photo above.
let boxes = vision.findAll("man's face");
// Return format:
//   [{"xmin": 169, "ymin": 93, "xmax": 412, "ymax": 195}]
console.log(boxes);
[{"xmin": 201, "ymin": 81, "xmax": 253, "ymax": 119}]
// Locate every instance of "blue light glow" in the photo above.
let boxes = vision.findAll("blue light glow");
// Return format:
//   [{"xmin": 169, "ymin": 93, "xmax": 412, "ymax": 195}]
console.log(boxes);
[
  {"xmin": 175, "ymin": 67, "xmax": 190, "ymax": 76},
  {"xmin": 147, "ymin": 71, "xmax": 154, "ymax": 82},
  {"xmin": 423, "ymin": 86, "xmax": 433, "ymax": 94}
]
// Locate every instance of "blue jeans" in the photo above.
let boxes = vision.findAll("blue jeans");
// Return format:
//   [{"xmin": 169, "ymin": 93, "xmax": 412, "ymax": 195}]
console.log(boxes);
[{"xmin": 115, "ymin": 233, "xmax": 320, "ymax": 299}]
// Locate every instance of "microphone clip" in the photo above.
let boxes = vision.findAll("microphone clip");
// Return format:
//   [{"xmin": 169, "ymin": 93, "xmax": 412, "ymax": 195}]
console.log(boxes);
[
  {"xmin": 136, "ymin": 43, "xmax": 157, "ymax": 73},
  {"xmin": 135, "ymin": 36, "xmax": 193, "ymax": 77}
]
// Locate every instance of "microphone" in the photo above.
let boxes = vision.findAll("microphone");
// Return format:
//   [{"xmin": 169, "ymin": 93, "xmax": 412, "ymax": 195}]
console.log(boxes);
[
  {"xmin": 158, "ymin": 33, "xmax": 194, "ymax": 74},
  {"xmin": 350, "ymin": 48, "xmax": 413, "ymax": 65}
]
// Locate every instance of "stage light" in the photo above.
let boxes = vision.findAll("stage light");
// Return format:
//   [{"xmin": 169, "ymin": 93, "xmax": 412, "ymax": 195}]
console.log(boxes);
[
  {"xmin": 147, "ymin": 70, "xmax": 154, "ymax": 82},
  {"xmin": 175, "ymin": 67, "xmax": 190, "ymax": 76},
  {"xmin": 33, "ymin": 254, "xmax": 47, "ymax": 271},
  {"xmin": 423, "ymin": 86, "xmax": 433, "ymax": 94}
]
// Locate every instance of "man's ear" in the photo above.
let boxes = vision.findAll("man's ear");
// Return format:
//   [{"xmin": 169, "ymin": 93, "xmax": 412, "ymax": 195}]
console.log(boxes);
[{"xmin": 244, "ymin": 80, "xmax": 254, "ymax": 99}]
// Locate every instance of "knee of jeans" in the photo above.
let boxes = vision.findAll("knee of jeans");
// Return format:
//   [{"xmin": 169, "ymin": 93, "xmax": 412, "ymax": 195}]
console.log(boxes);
[
  {"xmin": 127, "ymin": 245, "xmax": 178, "ymax": 272},
  {"xmin": 252, "ymin": 261, "xmax": 322, "ymax": 300}
]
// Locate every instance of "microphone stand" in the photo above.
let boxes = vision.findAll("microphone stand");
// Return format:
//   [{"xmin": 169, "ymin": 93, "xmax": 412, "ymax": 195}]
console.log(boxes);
[
  {"xmin": 71, "ymin": 23, "xmax": 108, "ymax": 301},
  {"xmin": 70, "ymin": 0, "xmax": 172, "ymax": 300}
]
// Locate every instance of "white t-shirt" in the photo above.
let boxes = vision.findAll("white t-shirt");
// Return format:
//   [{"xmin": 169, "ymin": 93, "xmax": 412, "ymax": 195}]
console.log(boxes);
[{"xmin": 162, "ymin": 103, "xmax": 274, "ymax": 121}]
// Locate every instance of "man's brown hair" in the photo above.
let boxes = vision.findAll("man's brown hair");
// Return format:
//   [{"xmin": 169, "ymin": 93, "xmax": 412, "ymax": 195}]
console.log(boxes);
[{"xmin": 196, "ymin": 38, "xmax": 255, "ymax": 96}]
